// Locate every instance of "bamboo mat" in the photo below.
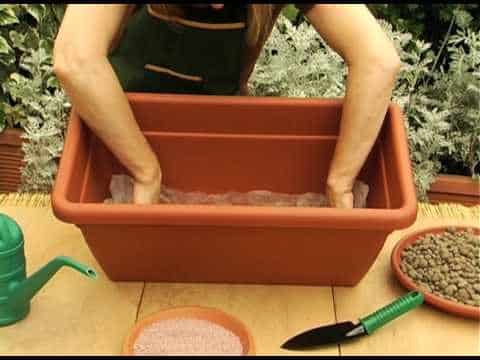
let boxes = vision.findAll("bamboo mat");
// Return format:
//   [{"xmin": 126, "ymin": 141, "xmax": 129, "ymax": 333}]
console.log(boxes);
[
  {"xmin": 0, "ymin": 192, "xmax": 51, "ymax": 207},
  {"xmin": 1, "ymin": 192, "xmax": 479, "ymax": 220}
]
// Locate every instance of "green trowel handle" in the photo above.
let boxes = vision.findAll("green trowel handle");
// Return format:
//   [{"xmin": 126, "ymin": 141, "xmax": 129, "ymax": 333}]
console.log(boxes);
[{"xmin": 359, "ymin": 291, "xmax": 424, "ymax": 335}]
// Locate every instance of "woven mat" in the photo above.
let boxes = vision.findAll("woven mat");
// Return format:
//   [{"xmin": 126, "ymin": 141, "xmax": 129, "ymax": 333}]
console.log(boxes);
[
  {"xmin": 0, "ymin": 192, "xmax": 51, "ymax": 207},
  {"xmin": 0, "ymin": 192, "xmax": 478, "ymax": 223}
]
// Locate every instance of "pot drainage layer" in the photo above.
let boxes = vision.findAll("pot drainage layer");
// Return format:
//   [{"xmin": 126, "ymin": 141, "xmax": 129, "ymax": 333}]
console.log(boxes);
[{"xmin": 104, "ymin": 174, "xmax": 370, "ymax": 208}]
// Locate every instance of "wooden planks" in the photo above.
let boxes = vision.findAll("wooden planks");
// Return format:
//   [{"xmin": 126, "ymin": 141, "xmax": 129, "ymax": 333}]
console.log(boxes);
[
  {"xmin": 138, "ymin": 283, "xmax": 337, "ymax": 356},
  {"xmin": 0, "ymin": 207, "xmax": 144, "ymax": 355},
  {"xmin": 334, "ymin": 216, "xmax": 480, "ymax": 355},
  {"xmin": 1, "ymin": 202, "xmax": 478, "ymax": 355}
]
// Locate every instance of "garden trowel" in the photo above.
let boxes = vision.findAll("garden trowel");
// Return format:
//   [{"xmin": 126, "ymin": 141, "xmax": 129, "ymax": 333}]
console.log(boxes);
[{"xmin": 281, "ymin": 291, "xmax": 424, "ymax": 350}]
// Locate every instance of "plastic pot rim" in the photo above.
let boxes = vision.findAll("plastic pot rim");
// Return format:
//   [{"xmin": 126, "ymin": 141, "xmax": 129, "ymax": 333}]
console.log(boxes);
[{"xmin": 52, "ymin": 94, "xmax": 417, "ymax": 229}]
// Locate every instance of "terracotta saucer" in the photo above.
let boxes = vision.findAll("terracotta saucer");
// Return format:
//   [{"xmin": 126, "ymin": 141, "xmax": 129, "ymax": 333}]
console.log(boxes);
[
  {"xmin": 123, "ymin": 306, "xmax": 255, "ymax": 355},
  {"xmin": 391, "ymin": 226, "xmax": 480, "ymax": 320}
]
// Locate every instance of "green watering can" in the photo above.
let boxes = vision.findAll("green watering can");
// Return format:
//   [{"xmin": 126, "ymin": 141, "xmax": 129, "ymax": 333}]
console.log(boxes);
[{"xmin": 0, "ymin": 213, "xmax": 97, "ymax": 326}]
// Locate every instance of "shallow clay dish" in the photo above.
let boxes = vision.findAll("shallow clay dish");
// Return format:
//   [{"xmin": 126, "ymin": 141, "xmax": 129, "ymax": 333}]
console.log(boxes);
[
  {"xmin": 123, "ymin": 306, "xmax": 255, "ymax": 355},
  {"xmin": 391, "ymin": 226, "xmax": 480, "ymax": 320}
]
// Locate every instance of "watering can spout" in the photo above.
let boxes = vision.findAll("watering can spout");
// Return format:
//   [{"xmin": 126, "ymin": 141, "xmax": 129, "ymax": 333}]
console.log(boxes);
[
  {"xmin": 0, "ymin": 213, "xmax": 97, "ymax": 326},
  {"xmin": 7, "ymin": 256, "xmax": 97, "ymax": 306}
]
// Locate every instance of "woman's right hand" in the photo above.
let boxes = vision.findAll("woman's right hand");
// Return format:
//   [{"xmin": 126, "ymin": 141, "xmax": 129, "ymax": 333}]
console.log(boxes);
[{"xmin": 132, "ymin": 162, "xmax": 163, "ymax": 205}]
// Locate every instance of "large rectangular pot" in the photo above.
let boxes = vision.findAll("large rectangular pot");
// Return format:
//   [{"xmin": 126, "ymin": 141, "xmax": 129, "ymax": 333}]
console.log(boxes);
[
  {"xmin": 428, "ymin": 174, "xmax": 479, "ymax": 206},
  {"xmin": 0, "ymin": 128, "xmax": 24, "ymax": 193},
  {"xmin": 51, "ymin": 94, "xmax": 417, "ymax": 286}
]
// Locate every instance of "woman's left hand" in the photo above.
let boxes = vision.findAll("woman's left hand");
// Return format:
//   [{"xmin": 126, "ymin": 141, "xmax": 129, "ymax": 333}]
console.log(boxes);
[{"xmin": 326, "ymin": 182, "xmax": 354, "ymax": 208}]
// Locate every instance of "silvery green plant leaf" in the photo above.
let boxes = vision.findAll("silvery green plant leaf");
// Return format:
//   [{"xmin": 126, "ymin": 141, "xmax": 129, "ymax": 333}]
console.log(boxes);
[
  {"xmin": 0, "ymin": 103, "xmax": 5, "ymax": 132},
  {"xmin": 9, "ymin": 30, "xmax": 27, "ymax": 51},
  {"xmin": 0, "ymin": 51, "xmax": 15, "ymax": 67},
  {"xmin": 282, "ymin": 4, "xmax": 299, "ymax": 23},
  {"xmin": 0, "ymin": 6, "xmax": 19, "ymax": 26},
  {"xmin": 0, "ymin": 35, "xmax": 12, "ymax": 54},
  {"xmin": 21, "ymin": 4, "xmax": 46, "ymax": 23},
  {"xmin": 453, "ymin": 8, "xmax": 473, "ymax": 29},
  {"xmin": 52, "ymin": 4, "xmax": 66, "ymax": 23}
]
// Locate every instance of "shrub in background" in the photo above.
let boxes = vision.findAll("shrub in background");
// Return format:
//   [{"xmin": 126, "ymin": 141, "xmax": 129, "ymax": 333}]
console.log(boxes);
[
  {"xmin": 367, "ymin": 4, "xmax": 479, "ymax": 48},
  {"xmin": 0, "ymin": 4, "xmax": 70, "ymax": 192}
]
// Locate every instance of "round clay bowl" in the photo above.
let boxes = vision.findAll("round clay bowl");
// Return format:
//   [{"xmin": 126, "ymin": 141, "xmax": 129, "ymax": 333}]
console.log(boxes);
[
  {"xmin": 123, "ymin": 306, "xmax": 255, "ymax": 355},
  {"xmin": 391, "ymin": 226, "xmax": 480, "ymax": 320}
]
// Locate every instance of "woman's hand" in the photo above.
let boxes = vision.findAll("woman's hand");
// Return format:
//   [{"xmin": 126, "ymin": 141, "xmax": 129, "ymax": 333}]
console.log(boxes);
[
  {"xmin": 326, "ymin": 181, "xmax": 354, "ymax": 209},
  {"xmin": 133, "ymin": 163, "xmax": 163, "ymax": 205}
]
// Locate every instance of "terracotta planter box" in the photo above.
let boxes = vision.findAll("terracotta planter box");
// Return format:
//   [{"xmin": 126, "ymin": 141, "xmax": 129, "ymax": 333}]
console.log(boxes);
[
  {"xmin": 0, "ymin": 128, "xmax": 24, "ymax": 193},
  {"xmin": 428, "ymin": 174, "xmax": 479, "ymax": 206},
  {"xmin": 52, "ymin": 94, "xmax": 417, "ymax": 286}
]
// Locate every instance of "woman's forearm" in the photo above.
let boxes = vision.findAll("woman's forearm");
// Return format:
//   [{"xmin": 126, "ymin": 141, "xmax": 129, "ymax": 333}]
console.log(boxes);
[
  {"xmin": 55, "ymin": 57, "xmax": 160, "ymax": 184},
  {"xmin": 327, "ymin": 60, "xmax": 400, "ymax": 196},
  {"xmin": 301, "ymin": 4, "xmax": 401, "ymax": 207}
]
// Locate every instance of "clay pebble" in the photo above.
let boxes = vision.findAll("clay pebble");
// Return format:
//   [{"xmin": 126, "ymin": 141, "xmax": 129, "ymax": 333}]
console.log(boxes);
[{"xmin": 401, "ymin": 228, "xmax": 480, "ymax": 307}]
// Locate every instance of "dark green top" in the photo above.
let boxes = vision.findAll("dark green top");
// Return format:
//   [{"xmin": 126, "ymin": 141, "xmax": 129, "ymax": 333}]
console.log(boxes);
[{"xmin": 108, "ymin": 4, "xmax": 247, "ymax": 95}]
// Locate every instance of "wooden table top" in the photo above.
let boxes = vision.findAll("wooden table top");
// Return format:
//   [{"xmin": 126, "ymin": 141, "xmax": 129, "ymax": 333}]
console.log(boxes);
[{"xmin": 0, "ymin": 205, "xmax": 478, "ymax": 355}]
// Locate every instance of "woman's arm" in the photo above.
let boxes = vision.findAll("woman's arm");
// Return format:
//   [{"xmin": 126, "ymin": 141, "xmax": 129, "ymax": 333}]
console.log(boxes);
[
  {"xmin": 54, "ymin": 4, "xmax": 162, "ymax": 204},
  {"xmin": 302, "ymin": 4, "xmax": 401, "ymax": 208}
]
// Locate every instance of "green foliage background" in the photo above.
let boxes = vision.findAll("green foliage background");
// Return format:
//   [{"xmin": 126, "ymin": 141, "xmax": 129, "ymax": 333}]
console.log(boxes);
[
  {"xmin": 367, "ymin": 4, "xmax": 480, "ymax": 46},
  {"xmin": 0, "ymin": 4, "xmax": 70, "ymax": 191}
]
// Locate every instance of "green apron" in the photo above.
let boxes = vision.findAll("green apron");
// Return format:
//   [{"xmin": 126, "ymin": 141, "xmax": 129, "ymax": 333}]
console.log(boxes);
[{"xmin": 108, "ymin": 5, "xmax": 247, "ymax": 95}]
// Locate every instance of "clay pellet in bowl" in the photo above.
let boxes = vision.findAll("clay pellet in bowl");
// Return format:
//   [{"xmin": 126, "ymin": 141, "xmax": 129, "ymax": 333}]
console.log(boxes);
[
  {"xmin": 400, "ymin": 227, "xmax": 480, "ymax": 307},
  {"xmin": 133, "ymin": 318, "xmax": 244, "ymax": 356}
]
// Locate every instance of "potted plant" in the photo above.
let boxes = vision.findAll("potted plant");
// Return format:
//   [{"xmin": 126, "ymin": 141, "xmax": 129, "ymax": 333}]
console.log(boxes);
[
  {"xmin": 0, "ymin": 4, "xmax": 69, "ymax": 193},
  {"xmin": 0, "ymin": 125, "xmax": 23, "ymax": 192},
  {"xmin": 396, "ymin": 12, "xmax": 479, "ymax": 206},
  {"xmin": 422, "ymin": 66, "xmax": 479, "ymax": 206}
]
